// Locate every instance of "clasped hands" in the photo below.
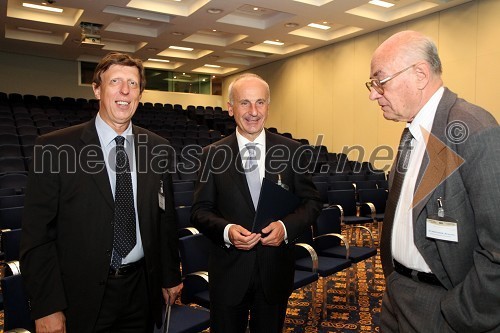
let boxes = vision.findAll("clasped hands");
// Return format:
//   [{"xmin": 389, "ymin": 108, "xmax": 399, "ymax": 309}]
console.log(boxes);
[{"xmin": 229, "ymin": 221, "xmax": 285, "ymax": 250}]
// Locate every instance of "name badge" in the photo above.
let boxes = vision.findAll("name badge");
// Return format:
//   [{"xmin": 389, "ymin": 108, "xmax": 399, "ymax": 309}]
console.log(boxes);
[
  {"xmin": 159, "ymin": 180, "xmax": 165, "ymax": 211},
  {"xmin": 426, "ymin": 218, "xmax": 458, "ymax": 242}
]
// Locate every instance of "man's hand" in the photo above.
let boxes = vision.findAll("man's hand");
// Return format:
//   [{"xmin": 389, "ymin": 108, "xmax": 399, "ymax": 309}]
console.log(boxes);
[
  {"xmin": 35, "ymin": 311, "xmax": 66, "ymax": 333},
  {"xmin": 260, "ymin": 221, "xmax": 285, "ymax": 246},
  {"xmin": 162, "ymin": 283, "xmax": 183, "ymax": 305},
  {"xmin": 229, "ymin": 225, "xmax": 261, "ymax": 250}
]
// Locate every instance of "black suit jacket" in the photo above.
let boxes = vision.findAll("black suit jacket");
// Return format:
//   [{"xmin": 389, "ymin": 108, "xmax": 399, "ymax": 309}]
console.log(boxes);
[
  {"xmin": 20, "ymin": 118, "xmax": 182, "ymax": 332},
  {"xmin": 191, "ymin": 130, "xmax": 322, "ymax": 305}
]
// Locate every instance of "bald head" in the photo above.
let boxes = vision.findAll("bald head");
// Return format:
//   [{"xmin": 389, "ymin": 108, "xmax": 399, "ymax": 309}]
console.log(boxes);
[{"xmin": 374, "ymin": 30, "xmax": 442, "ymax": 76}]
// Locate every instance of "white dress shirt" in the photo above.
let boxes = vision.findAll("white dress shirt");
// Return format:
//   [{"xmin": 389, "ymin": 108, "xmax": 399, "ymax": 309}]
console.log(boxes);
[{"xmin": 391, "ymin": 87, "xmax": 444, "ymax": 272}]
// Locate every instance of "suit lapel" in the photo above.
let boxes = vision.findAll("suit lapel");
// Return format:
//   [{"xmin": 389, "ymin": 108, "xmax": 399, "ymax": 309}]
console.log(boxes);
[
  {"xmin": 80, "ymin": 119, "xmax": 114, "ymax": 209},
  {"xmin": 264, "ymin": 131, "xmax": 279, "ymax": 184}
]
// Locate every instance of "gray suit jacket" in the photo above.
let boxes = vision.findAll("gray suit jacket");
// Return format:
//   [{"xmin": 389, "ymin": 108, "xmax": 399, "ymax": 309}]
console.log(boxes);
[{"xmin": 384, "ymin": 88, "xmax": 500, "ymax": 332}]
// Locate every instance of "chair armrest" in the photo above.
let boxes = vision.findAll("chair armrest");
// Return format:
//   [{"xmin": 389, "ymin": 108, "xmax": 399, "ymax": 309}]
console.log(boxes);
[
  {"xmin": 327, "ymin": 204, "xmax": 344, "ymax": 222},
  {"xmin": 349, "ymin": 225, "xmax": 374, "ymax": 247},
  {"xmin": 294, "ymin": 243, "xmax": 318, "ymax": 274},
  {"xmin": 182, "ymin": 271, "xmax": 209, "ymax": 304},
  {"xmin": 313, "ymin": 233, "xmax": 350, "ymax": 259},
  {"xmin": 178, "ymin": 227, "xmax": 200, "ymax": 238},
  {"xmin": 359, "ymin": 202, "xmax": 376, "ymax": 220},
  {"xmin": 4, "ymin": 260, "xmax": 21, "ymax": 276}
]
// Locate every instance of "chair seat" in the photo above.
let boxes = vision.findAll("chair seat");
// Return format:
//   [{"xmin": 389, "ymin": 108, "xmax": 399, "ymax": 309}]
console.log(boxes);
[
  {"xmin": 294, "ymin": 270, "xmax": 318, "ymax": 289},
  {"xmin": 343, "ymin": 216, "xmax": 373, "ymax": 225},
  {"xmin": 295, "ymin": 256, "xmax": 350, "ymax": 277},
  {"xmin": 320, "ymin": 246, "xmax": 377, "ymax": 263},
  {"xmin": 155, "ymin": 304, "xmax": 210, "ymax": 333}
]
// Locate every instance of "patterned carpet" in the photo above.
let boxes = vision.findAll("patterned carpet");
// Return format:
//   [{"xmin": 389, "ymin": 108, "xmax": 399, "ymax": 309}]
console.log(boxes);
[{"xmin": 284, "ymin": 248, "xmax": 384, "ymax": 333}]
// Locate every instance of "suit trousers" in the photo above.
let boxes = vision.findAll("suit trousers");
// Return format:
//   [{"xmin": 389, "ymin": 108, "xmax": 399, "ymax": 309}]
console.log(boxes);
[
  {"xmin": 91, "ymin": 266, "xmax": 152, "ymax": 333},
  {"xmin": 210, "ymin": 263, "xmax": 288, "ymax": 333},
  {"xmin": 381, "ymin": 272, "xmax": 456, "ymax": 333}
]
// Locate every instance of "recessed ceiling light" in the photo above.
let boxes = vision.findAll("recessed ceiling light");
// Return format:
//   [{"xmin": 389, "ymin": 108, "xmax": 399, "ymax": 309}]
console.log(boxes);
[
  {"xmin": 18, "ymin": 26, "xmax": 52, "ymax": 34},
  {"xmin": 169, "ymin": 46, "xmax": 193, "ymax": 51},
  {"xmin": 23, "ymin": 2, "xmax": 63, "ymax": 13},
  {"xmin": 205, "ymin": 64, "xmax": 221, "ymax": 68},
  {"xmin": 253, "ymin": 7, "xmax": 259, "ymax": 11},
  {"xmin": 212, "ymin": 29, "xmax": 217, "ymax": 32},
  {"xmin": 264, "ymin": 40, "xmax": 284, "ymax": 46},
  {"xmin": 149, "ymin": 58, "xmax": 170, "ymax": 63},
  {"xmin": 284, "ymin": 22, "xmax": 299, "ymax": 28},
  {"xmin": 308, "ymin": 23, "xmax": 331, "ymax": 30},
  {"xmin": 171, "ymin": 32, "xmax": 184, "ymax": 36},
  {"xmin": 207, "ymin": 8, "xmax": 223, "ymax": 14},
  {"xmin": 369, "ymin": 0, "xmax": 395, "ymax": 8}
]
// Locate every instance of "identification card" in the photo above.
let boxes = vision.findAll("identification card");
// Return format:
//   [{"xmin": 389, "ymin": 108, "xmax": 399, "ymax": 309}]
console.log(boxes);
[
  {"xmin": 426, "ymin": 216, "xmax": 458, "ymax": 242},
  {"xmin": 158, "ymin": 192, "xmax": 165, "ymax": 211}
]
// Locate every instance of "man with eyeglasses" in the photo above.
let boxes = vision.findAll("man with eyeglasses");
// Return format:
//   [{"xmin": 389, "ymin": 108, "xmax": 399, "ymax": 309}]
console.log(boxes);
[{"xmin": 367, "ymin": 30, "xmax": 500, "ymax": 332}]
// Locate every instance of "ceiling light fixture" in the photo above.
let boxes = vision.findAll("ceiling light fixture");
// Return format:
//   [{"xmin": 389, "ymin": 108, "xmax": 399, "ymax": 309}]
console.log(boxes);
[
  {"xmin": 369, "ymin": 0, "xmax": 395, "ymax": 8},
  {"xmin": 169, "ymin": 45, "xmax": 193, "ymax": 51},
  {"xmin": 23, "ymin": 2, "xmax": 63, "ymax": 13},
  {"xmin": 149, "ymin": 58, "xmax": 170, "ymax": 63},
  {"xmin": 284, "ymin": 22, "xmax": 299, "ymax": 28},
  {"xmin": 204, "ymin": 64, "xmax": 221, "ymax": 68},
  {"xmin": 264, "ymin": 40, "xmax": 284, "ymax": 46},
  {"xmin": 18, "ymin": 26, "xmax": 53, "ymax": 34},
  {"xmin": 207, "ymin": 8, "xmax": 223, "ymax": 14},
  {"xmin": 308, "ymin": 23, "xmax": 331, "ymax": 30},
  {"xmin": 253, "ymin": 7, "xmax": 259, "ymax": 11}
]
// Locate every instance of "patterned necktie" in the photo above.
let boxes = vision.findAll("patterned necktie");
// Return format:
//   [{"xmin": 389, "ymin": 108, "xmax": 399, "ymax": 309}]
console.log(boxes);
[
  {"xmin": 380, "ymin": 127, "xmax": 413, "ymax": 277},
  {"xmin": 245, "ymin": 143, "xmax": 262, "ymax": 209},
  {"xmin": 111, "ymin": 136, "xmax": 137, "ymax": 269}
]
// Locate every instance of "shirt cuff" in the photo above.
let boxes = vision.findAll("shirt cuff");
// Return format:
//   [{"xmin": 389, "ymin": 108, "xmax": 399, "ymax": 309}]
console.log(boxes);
[
  {"xmin": 278, "ymin": 220, "xmax": 288, "ymax": 244},
  {"xmin": 223, "ymin": 224, "xmax": 235, "ymax": 247}
]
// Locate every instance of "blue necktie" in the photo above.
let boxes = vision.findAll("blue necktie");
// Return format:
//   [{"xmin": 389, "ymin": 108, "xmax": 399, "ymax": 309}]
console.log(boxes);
[
  {"xmin": 111, "ymin": 136, "xmax": 137, "ymax": 269},
  {"xmin": 245, "ymin": 143, "xmax": 261, "ymax": 209}
]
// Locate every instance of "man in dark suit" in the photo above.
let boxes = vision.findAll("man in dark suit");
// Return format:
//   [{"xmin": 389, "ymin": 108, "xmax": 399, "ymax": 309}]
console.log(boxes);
[
  {"xmin": 367, "ymin": 30, "xmax": 500, "ymax": 332},
  {"xmin": 20, "ymin": 52, "xmax": 183, "ymax": 332},
  {"xmin": 191, "ymin": 73, "xmax": 322, "ymax": 332}
]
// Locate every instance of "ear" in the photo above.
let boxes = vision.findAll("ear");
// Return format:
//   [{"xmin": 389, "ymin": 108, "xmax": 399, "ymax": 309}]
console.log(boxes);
[
  {"xmin": 92, "ymin": 83, "xmax": 101, "ymax": 99},
  {"xmin": 227, "ymin": 101, "xmax": 234, "ymax": 116},
  {"xmin": 414, "ymin": 62, "xmax": 430, "ymax": 90}
]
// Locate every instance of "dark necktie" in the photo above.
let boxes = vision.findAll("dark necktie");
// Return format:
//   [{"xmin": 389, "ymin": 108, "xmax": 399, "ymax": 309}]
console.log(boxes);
[
  {"xmin": 245, "ymin": 143, "xmax": 261, "ymax": 209},
  {"xmin": 380, "ymin": 128, "xmax": 413, "ymax": 277},
  {"xmin": 111, "ymin": 136, "xmax": 137, "ymax": 269}
]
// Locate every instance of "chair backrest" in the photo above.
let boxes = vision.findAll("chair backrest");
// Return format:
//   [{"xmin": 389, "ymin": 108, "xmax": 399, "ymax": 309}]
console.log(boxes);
[
  {"xmin": 313, "ymin": 207, "xmax": 342, "ymax": 249},
  {"xmin": 173, "ymin": 190, "xmax": 194, "ymax": 207},
  {"xmin": 0, "ymin": 206, "xmax": 24, "ymax": 229},
  {"xmin": 328, "ymin": 181, "xmax": 354, "ymax": 191},
  {"xmin": 1, "ymin": 274, "xmax": 35, "ymax": 331},
  {"xmin": 0, "ymin": 194, "xmax": 25, "ymax": 209},
  {"xmin": 175, "ymin": 205, "xmax": 193, "ymax": 230},
  {"xmin": 178, "ymin": 233, "xmax": 210, "ymax": 276},
  {"xmin": 2, "ymin": 228, "xmax": 22, "ymax": 261},
  {"xmin": 0, "ymin": 173, "xmax": 28, "ymax": 191},
  {"xmin": 312, "ymin": 181, "xmax": 328, "ymax": 204},
  {"xmin": 327, "ymin": 189, "xmax": 357, "ymax": 216},
  {"xmin": 358, "ymin": 188, "xmax": 388, "ymax": 212},
  {"xmin": 173, "ymin": 181, "xmax": 195, "ymax": 193}
]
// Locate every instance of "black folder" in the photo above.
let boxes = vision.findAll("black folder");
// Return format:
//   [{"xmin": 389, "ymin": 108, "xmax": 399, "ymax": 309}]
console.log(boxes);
[{"xmin": 252, "ymin": 177, "xmax": 301, "ymax": 233}]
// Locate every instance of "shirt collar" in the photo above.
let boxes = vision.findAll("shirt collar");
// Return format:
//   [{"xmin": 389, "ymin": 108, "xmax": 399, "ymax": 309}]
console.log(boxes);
[
  {"xmin": 95, "ymin": 113, "xmax": 134, "ymax": 147},
  {"xmin": 235, "ymin": 128, "xmax": 266, "ymax": 151},
  {"xmin": 408, "ymin": 86, "xmax": 444, "ymax": 143}
]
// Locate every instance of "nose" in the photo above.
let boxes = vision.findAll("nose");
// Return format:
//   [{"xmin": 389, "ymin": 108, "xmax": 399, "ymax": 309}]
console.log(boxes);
[
  {"xmin": 248, "ymin": 103, "xmax": 259, "ymax": 116},
  {"xmin": 368, "ymin": 87, "xmax": 382, "ymax": 101},
  {"xmin": 120, "ymin": 82, "xmax": 130, "ymax": 95}
]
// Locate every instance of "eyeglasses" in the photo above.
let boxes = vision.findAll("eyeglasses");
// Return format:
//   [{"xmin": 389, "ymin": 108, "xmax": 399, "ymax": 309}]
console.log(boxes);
[{"xmin": 365, "ymin": 63, "xmax": 417, "ymax": 95}]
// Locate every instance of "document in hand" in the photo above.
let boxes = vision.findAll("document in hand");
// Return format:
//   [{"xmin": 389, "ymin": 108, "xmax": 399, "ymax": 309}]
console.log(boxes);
[{"xmin": 252, "ymin": 177, "xmax": 301, "ymax": 233}]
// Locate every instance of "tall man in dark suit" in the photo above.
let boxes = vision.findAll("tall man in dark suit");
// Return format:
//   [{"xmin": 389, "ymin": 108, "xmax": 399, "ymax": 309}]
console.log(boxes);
[
  {"xmin": 191, "ymin": 73, "xmax": 322, "ymax": 332},
  {"xmin": 366, "ymin": 30, "xmax": 500, "ymax": 332},
  {"xmin": 20, "ymin": 52, "xmax": 183, "ymax": 332}
]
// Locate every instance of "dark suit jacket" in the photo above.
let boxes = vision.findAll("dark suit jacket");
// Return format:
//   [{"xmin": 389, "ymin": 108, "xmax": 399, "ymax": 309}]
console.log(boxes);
[
  {"xmin": 191, "ymin": 130, "xmax": 322, "ymax": 306},
  {"xmin": 383, "ymin": 88, "xmax": 500, "ymax": 332},
  {"xmin": 20, "ymin": 118, "xmax": 182, "ymax": 332}
]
